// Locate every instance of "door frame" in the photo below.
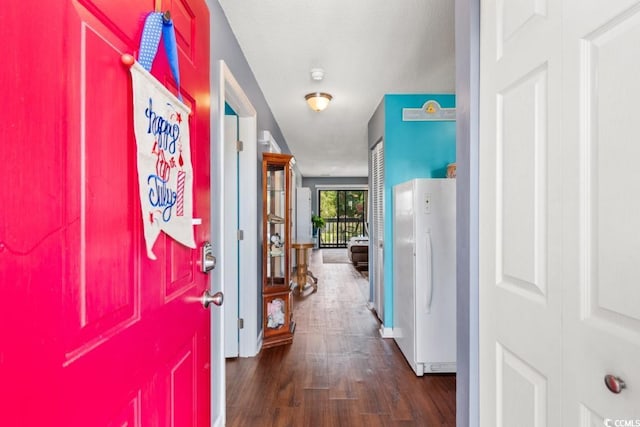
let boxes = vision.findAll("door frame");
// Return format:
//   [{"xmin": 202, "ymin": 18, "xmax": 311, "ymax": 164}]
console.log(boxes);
[
  {"xmin": 211, "ymin": 59, "xmax": 259, "ymax": 425},
  {"xmin": 454, "ymin": 0, "xmax": 481, "ymax": 426},
  {"xmin": 216, "ymin": 60, "xmax": 259, "ymax": 358},
  {"xmin": 222, "ymin": 113, "xmax": 239, "ymax": 359}
]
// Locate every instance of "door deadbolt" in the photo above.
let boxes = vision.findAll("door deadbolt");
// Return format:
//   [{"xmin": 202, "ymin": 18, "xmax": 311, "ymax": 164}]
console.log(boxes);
[{"xmin": 201, "ymin": 242, "xmax": 216, "ymax": 273}]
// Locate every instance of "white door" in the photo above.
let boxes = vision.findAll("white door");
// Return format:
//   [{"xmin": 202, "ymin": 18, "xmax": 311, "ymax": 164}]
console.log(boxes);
[
  {"xmin": 217, "ymin": 61, "xmax": 259, "ymax": 359},
  {"xmin": 480, "ymin": 0, "xmax": 640, "ymax": 425},
  {"xmin": 369, "ymin": 141, "xmax": 384, "ymax": 322},
  {"xmin": 562, "ymin": 0, "xmax": 640, "ymax": 423},
  {"xmin": 295, "ymin": 188, "xmax": 313, "ymax": 242},
  {"xmin": 371, "ymin": 140, "xmax": 385, "ymax": 322},
  {"xmin": 479, "ymin": 0, "xmax": 564, "ymax": 425},
  {"xmin": 290, "ymin": 167, "xmax": 297, "ymax": 265},
  {"xmin": 224, "ymin": 114, "xmax": 239, "ymax": 358}
]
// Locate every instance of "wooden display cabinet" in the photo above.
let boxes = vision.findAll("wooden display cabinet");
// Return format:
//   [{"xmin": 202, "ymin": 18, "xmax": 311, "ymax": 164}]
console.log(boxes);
[{"xmin": 261, "ymin": 152, "xmax": 294, "ymax": 348}]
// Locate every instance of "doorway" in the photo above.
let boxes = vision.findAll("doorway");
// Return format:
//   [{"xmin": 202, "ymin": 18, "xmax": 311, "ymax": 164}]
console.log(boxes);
[{"xmin": 211, "ymin": 60, "xmax": 259, "ymax": 425}]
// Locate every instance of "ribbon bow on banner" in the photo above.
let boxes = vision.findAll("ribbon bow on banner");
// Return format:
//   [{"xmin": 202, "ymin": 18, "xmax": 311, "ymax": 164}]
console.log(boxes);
[{"xmin": 121, "ymin": 11, "xmax": 195, "ymax": 260}]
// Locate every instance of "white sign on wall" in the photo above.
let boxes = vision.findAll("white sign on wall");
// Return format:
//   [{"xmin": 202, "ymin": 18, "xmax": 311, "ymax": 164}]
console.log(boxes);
[{"xmin": 402, "ymin": 100, "xmax": 456, "ymax": 121}]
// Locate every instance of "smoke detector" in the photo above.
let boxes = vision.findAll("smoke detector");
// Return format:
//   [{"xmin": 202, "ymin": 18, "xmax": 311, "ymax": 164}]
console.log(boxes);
[{"xmin": 310, "ymin": 68, "xmax": 325, "ymax": 81}]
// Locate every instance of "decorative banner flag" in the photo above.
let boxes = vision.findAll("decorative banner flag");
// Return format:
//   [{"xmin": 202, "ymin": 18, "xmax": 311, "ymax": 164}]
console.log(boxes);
[{"xmin": 128, "ymin": 60, "xmax": 195, "ymax": 259}]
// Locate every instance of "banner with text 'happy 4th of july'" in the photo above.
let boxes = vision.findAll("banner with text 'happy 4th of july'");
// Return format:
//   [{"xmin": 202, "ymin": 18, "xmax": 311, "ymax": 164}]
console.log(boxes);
[{"xmin": 129, "ymin": 61, "xmax": 195, "ymax": 259}]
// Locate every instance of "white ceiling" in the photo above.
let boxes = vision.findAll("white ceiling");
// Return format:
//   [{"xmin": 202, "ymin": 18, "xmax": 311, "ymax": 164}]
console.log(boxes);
[{"xmin": 218, "ymin": 0, "xmax": 456, "ymax": 178}]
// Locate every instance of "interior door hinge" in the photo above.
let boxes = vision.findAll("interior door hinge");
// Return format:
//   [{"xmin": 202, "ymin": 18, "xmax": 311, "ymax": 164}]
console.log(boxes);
[
  {"xmin": 238, "ymin": 318, "xmax": 244, "ymax": 329},
  {"xmin": 237, "ymin": 229, "xmax": 244, "ymax": 240},
  {"xmin": 236, "ymin": 140, "xmax": 243, "ymax": 152}
]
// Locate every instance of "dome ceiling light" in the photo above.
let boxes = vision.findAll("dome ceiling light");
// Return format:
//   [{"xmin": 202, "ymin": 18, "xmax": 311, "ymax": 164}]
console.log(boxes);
[{"xmin": 305, "ymin": 92, "xmax": 333, "ymax": 112}]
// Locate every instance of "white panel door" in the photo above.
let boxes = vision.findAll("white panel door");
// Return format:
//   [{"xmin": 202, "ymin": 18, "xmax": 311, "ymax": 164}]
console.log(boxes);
[
  {"xmin": 479, "ymin": 0, "xmax": 563, "ymax": 425},
  {"xmin": 562, "ymin": 0, "xmax": 640, "ymax": 423},
  {"xmin": 224, "ymin": 114, "xmax": 239, "ymax": 358},
  {"xmin": 481, "ymin": 0, "xmax": 640, "ymax": 424}
]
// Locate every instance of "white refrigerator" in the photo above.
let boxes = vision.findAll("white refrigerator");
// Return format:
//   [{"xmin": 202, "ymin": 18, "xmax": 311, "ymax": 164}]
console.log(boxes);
[{"xmin": 393, "ymin": 178, "xmax": 456, "ymax": 376}]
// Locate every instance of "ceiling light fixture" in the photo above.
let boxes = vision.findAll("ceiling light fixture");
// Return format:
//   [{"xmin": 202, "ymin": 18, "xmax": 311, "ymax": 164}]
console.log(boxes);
[{"xmin": 305, "ymin": 92, "xmax": 333, "ymax": 112}]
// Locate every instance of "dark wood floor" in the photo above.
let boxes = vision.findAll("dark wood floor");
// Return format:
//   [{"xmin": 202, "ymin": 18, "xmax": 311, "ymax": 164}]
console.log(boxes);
[{"xmin": 226, "ymin": 249, "xmax": 456, "ymax": 426}]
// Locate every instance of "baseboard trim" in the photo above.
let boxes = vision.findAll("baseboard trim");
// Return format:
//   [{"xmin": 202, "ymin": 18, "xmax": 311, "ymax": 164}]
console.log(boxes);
[
  {"xmin": 212, "ymin": 413, "xmax": 224, "ymax": 427},
  {"xmin": 254, "ymin": 330, "xmax": 263, "ymax": 355},
  {"xmin": 379, "ymin": 326, "xmax": 394, "ymax": 338}
]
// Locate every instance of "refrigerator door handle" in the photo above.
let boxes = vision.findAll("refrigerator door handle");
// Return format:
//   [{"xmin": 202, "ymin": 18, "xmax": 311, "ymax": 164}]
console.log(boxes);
[{"xmin": 425, "ymin": 230, "xmax": 433, "ymax": 313}]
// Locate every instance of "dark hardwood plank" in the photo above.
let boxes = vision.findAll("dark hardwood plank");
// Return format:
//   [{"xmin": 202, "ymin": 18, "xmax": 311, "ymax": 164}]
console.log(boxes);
[{"xmin": 226, "ymin": 249, "xmax": 456, "ymax": 426}]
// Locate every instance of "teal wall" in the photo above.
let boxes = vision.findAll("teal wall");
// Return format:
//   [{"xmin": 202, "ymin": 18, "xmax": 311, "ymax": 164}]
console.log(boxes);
[
  {"xmin": 382, "ymin": 94, "xmax": 456, "ymax": 327},
  {"xmin": 224, "ymin": 102, "xmax": 237, "ymax": 116}
]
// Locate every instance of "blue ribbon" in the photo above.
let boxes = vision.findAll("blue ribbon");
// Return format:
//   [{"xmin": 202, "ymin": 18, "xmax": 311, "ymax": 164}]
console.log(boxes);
[
  {"xmin": 138, "ymin": 11, "xmax": 182, "ymax": 100},
  {"xmin": 138, "ymin": 12, "xmax": 163, "ymax": 72},
  {"xmin": 162, "ymin": 18, "xmax": 181, "ymax": 99}
]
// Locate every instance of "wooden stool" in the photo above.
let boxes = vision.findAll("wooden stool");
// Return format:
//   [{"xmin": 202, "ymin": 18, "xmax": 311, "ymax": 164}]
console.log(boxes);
[{"xmin": 291, "ymin": 242, "xmax": 317, "ymax": 294}]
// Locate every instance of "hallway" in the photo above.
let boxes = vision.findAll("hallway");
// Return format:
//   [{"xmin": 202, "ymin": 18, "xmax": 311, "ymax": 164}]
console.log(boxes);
[{"xmin": 226, "ymin": 250, "xmax": 456, "ymax": 426}]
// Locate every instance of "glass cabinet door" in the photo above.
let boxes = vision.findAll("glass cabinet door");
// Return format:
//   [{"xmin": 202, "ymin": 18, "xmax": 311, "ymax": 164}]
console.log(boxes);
[
  {"xmin": 265, "ymin": 162, "xmax": 287, "ymax": 288},
  {"xmin": 262, "ymin": 152, "xmax": 294, "ymax": 348}
]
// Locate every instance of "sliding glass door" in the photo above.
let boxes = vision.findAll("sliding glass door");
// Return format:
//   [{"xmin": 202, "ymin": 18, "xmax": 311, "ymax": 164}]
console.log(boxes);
[{"xmin": 318, "ymin": 190, "xmax": 368, "ymax": 248}]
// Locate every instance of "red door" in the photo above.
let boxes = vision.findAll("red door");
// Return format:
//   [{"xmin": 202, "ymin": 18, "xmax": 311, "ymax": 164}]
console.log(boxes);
[{"xmin": 1, "ymin": 0, "xmax": 212, "ymax": 425}]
